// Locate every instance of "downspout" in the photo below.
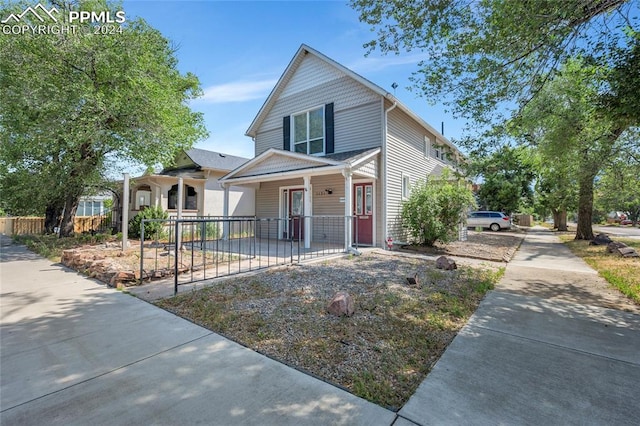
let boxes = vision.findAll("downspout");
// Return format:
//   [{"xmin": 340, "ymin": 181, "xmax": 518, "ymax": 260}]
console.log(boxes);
[{"xmin": 382, "ymin": 99, "xmax": 397, "ymax": 249}]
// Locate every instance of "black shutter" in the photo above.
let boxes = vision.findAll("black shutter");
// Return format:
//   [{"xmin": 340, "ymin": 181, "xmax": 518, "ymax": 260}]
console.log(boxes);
[
  {"xmin": 325, "ymin": 102, "xmax": 334, "ymax": 154},
  {"xmin": 283, "ymin": 116, "xmax": 290, "ymax": 151}
]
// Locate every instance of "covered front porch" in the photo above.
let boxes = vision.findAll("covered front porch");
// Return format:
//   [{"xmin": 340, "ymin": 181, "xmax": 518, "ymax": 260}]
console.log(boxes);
[{"xmin": 219, "ymin": 147, "xmax": 381, "ymax": 250}]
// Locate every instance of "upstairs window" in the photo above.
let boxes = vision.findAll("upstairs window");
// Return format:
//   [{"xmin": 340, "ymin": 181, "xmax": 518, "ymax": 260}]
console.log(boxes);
[{"xmin": 292, "ymin": 106, "xmax": 325, "ymax": 155}]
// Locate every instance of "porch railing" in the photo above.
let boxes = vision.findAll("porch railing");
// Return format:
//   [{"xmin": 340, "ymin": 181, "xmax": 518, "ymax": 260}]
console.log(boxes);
[{"xmin": 139, "ymin": 215, "xmax": 358, "ymax": 295}]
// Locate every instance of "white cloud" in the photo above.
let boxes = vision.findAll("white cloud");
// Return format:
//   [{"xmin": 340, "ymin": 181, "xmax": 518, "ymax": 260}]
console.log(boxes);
[
  {"xmin": 197, "ymin": 79, "xmax": 278, "ymax": 104},
  {"xmin": 347, "ymin": 53, "xmax": 431, "ymax": 74}
]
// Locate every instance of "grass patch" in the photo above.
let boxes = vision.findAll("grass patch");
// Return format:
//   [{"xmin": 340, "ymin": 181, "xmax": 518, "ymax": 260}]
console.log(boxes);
[
  {"xmin": 156, "ymin": 254, "xmax": 503, "ymax": 410},
  {"xmin": 12, "ymin": 233, "xmax": 113, "ymax": 261},
  {"xmin": 559, "ymin": 235, "xmax": 640, "ymax": 303}
]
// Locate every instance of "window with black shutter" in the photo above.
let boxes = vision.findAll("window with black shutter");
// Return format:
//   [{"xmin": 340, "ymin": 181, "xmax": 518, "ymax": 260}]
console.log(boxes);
[{"xmin": 284, "ymin": 102, "xmax": 334, "ymax": 155}]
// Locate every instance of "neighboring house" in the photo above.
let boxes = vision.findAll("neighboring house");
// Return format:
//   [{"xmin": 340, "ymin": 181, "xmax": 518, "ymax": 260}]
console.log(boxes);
[
  {"xmin": 76, "ymin": 194, "xmax": 112, "ymax": 217},
  {"xmin": 220, "ymin": 44, "xmax": 462, "ymax": 249},
  {"xmin": 125, "ymin": 148, "xmax": 255, "ymax": 220}
]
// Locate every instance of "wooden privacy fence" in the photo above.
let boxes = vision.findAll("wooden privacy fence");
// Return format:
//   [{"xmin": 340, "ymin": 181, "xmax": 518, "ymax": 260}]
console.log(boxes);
[
  {"xmin": 0, "ymin": 217, "xmax": 45, "ymax": 236},
  {"xmin": 0, "ymin": 216, "xmax": 113, "ymax": 236}
]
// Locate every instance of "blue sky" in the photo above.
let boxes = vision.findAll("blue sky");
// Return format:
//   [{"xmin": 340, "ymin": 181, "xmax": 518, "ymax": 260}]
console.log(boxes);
[{"xmin": 121, "ymin": 0, "xmax": 463, "ymax": 160}]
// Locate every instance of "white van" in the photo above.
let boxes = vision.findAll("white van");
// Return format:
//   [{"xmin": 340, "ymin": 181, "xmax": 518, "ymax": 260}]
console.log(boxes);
[{"xmin": 467, "ymin": 211, "xmax": 512, "ymax": 231}]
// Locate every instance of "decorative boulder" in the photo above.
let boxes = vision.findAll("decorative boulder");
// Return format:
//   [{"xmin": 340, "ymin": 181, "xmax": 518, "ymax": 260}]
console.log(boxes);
[
  {"xmin": 436, "ymin": 256, "xmax": 457, "ymax": 270},
  {"xmin": 607, "ymin": 241, "xmax": 627, "ymax": 253},
  {"xmin": 618, "ymin": 247, "xmax": 640, "ymax": 258},
  {"xmin": 327, "ymin": 291, "xmax": 354, "ymax": 317},
  {"xmin": 591, "ymin": 233, "xmax": 613, "ymax": 246}
]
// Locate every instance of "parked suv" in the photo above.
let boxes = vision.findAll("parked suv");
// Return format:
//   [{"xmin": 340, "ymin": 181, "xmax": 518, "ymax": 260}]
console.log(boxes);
[{"xmin": 467, "ymin": 211, "xmax": 512, "ymax": 231}]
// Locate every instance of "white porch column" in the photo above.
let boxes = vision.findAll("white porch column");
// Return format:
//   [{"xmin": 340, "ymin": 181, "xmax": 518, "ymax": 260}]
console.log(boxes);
[
  {"xmin": 303, "ymin": 175, "xmax": 311, "ymax": 249},
  {"xmin": 343, "ymin": 169, "xmax": 352, "ymax": 251},
  {"xmin": 121, "ymin": 173, "xmax": 129, "ymax": 251},
  {"xmin": 176, "ymin": 177, "xmax": 183, "ymax": 248},
  {"xmin": 177, "ymin": 177, "xmax": 184, "ymax": 220},
  {"xmin": 222, "ymin": 183, "xmax": 230, "ymax": 240}
]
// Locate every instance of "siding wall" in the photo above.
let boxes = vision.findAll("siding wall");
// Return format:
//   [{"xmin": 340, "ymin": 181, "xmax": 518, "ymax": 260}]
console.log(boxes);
[
  {"xmin": 254, "ymin": 174, "xmax": 370, "ymax": 245},
  {"xmin": 254, "ymin": 54, "xmax": 382, "ymax": 156},
  {"xmin": 353, "ymin": 157, "xmax": 377, "ymax": 179},
  {"xmin": 385, "ymin": 102, "xmax": 448, "ymax": 243}
]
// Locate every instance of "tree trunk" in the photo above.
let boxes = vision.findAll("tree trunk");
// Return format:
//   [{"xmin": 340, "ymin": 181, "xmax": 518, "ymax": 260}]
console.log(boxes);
[
  {"xmin": 44, "ymin": 203, "xmax": 63, "ymax": 234},
  {"xmin": 557, "ymin": 209, "xmax": 568, "ymax": 231},
  {"xmin": 552, "ymin": 210, "xmax": 560, "ymax": 229},
  {"xmin": 575, "ymin": 171, "xmax": 596, "ymax": 240},
  {"xmin": 59, "ymin": 194, "xmax": 80, "ymax": 237}
]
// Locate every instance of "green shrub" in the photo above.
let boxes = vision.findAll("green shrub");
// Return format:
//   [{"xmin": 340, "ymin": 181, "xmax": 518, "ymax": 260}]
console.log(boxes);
[
  {"xmin": 401, "ymin": 173, "xmax": 476, "ymax": 246},
  {"xmin": 128, "ymin": 206, "xmax": 168, "ymax": 239}
]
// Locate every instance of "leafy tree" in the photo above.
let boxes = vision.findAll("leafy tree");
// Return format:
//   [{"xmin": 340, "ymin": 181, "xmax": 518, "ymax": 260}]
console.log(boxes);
[
  {"xmin": 0, "ymin": 0, "xmax": 207, "ymax": 236},
  {"xmin": 468, "ymin": 146, "xmax": 535, "ymax": 214},
  {"xmin": 350, "ymin": 0, "xmax": 637, "ymax": 127},
  {"xmin": 401, "ymin": 172, "xmax": 475, "ymax": 246},
  {"xmin": 596, "ymin": 135, "xmax": 640, "ymax": 224},
  {"xmin": 532, "ymin": 152, "xmax": 578, "ymax": 231},
  {"xmin": 512, "ymin": 58, "xmax": 626, "ymax": 239}
]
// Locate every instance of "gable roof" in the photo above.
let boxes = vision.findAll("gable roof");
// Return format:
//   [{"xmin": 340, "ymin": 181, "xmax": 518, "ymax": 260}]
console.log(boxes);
[
  {"xmin": 185, "ymin": 148, "xmax": 249, "ymax": 171},
  {"xmin": 220, "ymin": 147, "xmax": 381, "ymax": 184},
  {"xmin": 162, "ymin": 148, "xmax": 249, "ymax": 175},
  {"xmin": 245, "ymin": 44, "xmax": 459, "ymax": 154}
]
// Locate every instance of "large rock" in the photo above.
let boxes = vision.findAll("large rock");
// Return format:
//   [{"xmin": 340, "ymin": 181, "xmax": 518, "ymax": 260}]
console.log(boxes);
[
  {"xmin": 327, "ymin": 291, "xmax": 354, "ymax": 317},
  {"xmin": 591, "ymin": 233, "xmax": 613, "ymax": 246},
  {"xmin": 607, "ymin": 241, "xmax": 627, "ymax": 253},
  {"xmin": 109, "ymin": 271, "xmax": 136, "ymax": 287},
  {"xmin": 618, "ymin": 247, "xmax": 640, "ymax": 258},
  {"xmin": 436, "ymin": 256, "xmax": 457, "ymax": 270}
]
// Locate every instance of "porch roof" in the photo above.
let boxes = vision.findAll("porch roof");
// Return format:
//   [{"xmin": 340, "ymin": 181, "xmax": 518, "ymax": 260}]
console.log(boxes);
[{"xmin": 220, "ymin": 147, "xmax": 380, "ymax": 185}]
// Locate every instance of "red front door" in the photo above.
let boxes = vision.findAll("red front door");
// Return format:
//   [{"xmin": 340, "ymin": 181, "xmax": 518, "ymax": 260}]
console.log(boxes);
[
  {"xmin": 289, "ymin": 189, "xmax": 304, "ymax": 241},
  {"xmin": 353, "ymin": 183, "xmax": 373, "ymax": 245}
]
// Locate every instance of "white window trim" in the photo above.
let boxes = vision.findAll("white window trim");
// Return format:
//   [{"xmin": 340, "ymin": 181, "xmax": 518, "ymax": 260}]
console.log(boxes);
[
  {"xmin": 402, "ymin": 173, "xmax": 411, "ymax": 200},
  {"xmin": 290, "ymin": 105, "xmax": 325, "ymax": 156},
  {"xmin": 424, "ymin": 135, "xmax": 431, "ymax": 158}
]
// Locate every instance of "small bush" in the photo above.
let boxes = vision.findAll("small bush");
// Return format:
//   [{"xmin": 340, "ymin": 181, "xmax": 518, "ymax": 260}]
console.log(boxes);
[
  {"xmin": 401, "ymin": 173, "xmax": 475, "ymax": 246},
  {"xmin": 128, "ymin": 206, "xmax": 168, "ymax": 239}
]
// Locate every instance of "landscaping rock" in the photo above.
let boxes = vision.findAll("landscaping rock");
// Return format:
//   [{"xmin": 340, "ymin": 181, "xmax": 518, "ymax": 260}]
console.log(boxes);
[
  {"xmin": 436, "ymin": 256, "xmax": 457, "ymax": 270},
  {"xmin": 109, "ymin": 271, "xmax": 136, "ymax": 287},
  {"xmin": 406, "ymin": 273, "xmax": 419, "ymax": 287},
  {"xmin": 607, "ymin": 241, "xmax": 627, "ymax": 253},
  {"xmin": 590, "ymin": 233, "xmax": 613, "ymax": 246},
  {"xmin": 618, "ymin": 247, "xmax": 640, "ymax": 258},
  {"xmin": 327, "ymin": 291, "xmax": 354, "ymax": 317}
]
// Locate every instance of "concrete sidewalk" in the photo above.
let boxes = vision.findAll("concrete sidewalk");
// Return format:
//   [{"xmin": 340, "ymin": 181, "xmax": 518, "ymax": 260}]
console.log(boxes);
[
  {"xmin": 399, "ymin": 227, "xmax": 640, "ymax": 425},
  {"xmin": 0, "ymin": 235, "xmax": 395, "ymax": 425}
]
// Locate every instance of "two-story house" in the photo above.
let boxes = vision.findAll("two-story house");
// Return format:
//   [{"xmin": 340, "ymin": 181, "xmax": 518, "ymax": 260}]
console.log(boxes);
[{"xmin": 219, "ymin": 44, "xmax": 462, "ymax": 250}]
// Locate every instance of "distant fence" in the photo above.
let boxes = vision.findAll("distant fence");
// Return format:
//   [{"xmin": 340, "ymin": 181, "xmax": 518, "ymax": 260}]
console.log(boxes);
[
  {"xmin": 0, "ymin": 217, "xmax": 45, "ymax": 236},
  {"xmin": 0, "ymin": 212, "xmax": 116, "ymax": 236}
]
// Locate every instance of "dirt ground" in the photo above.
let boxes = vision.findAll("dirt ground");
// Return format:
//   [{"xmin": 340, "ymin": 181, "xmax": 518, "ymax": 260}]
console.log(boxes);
[{"xmin": 402, "ymin": 229, "xmax": 525, "ymax": 262}]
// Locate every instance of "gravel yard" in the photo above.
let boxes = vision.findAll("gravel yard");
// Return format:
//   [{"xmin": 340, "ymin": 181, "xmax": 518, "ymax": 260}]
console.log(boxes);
[
  {"xmin": 156, "ymin": 251, "xmax": 504, "ymax": 409},
  {"xmin": 403, "ymin": 229, "xmax": 525, "ymax": 262}
]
